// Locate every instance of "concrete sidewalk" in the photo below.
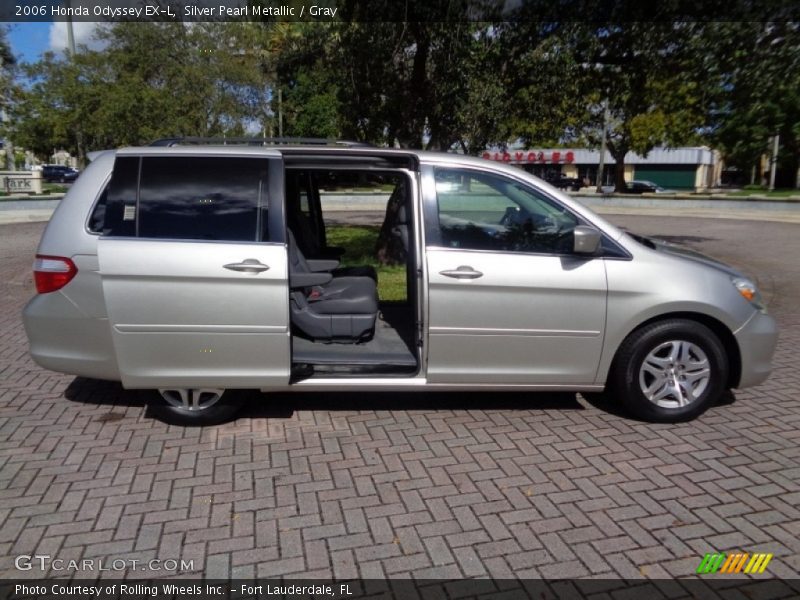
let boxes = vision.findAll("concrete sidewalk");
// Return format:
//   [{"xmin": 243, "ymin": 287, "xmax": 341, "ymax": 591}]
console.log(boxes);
[
  {"xmin": 0, "ymin": 198, "xmax": 63, "ymax": 224},
  {"xmin": 589, "ymin": 204, "xmax": 800, "ymax": 224}
]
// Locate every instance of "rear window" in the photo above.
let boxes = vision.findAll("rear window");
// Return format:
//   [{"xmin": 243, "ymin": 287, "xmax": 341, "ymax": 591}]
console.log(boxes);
[{"xmin": 96, "ymin": 155, "xmax": 269, "ymax": 242}]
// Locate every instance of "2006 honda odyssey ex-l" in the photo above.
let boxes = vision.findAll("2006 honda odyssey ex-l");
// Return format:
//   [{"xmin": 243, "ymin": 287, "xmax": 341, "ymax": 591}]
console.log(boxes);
[{"xmin": 23, "ymin": 139, "xmax": 778, "ymax": 425}]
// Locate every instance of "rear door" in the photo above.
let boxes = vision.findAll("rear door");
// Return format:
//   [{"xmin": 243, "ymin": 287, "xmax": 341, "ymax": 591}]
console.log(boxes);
[
  {"xmin": 423, "ymin": 165, "xmax": 608, "ymax": 385},
  {"xmin": 97, "ymin": 153, "xmax": 290, "ymax": 389}
]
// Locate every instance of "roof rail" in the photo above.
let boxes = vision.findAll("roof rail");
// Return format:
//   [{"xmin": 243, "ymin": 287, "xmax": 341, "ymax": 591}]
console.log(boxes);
[{"xmin": 149, "ymin": 137, "xmax": 375, "ymax": 148}]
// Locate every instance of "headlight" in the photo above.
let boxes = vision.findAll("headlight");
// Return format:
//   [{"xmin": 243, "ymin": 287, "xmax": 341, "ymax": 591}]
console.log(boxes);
[{"xmin": 732, "ymin": 277, "xmax": 765, "ymax": 310}]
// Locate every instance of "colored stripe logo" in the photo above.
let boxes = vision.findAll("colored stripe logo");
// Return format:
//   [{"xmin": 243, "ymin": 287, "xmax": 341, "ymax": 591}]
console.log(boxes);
[{"xmin": 697, "ymin": 552, "xmax": 773, "ymax": 574}]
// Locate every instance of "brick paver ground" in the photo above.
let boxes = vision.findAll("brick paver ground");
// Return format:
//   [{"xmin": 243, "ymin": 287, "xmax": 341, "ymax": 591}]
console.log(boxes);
[{"xmin": 1, "ymin": 216, "xmax": 798, "ymax": 580}]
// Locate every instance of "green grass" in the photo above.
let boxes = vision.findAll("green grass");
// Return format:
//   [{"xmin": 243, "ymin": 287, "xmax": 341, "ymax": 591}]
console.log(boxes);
[
  {"xmin": 0, "ymin": 182, "xmax": 67, "ymax": 199},
  {"xmin": 43, "ymin": 183, "xmax": 68, "ymax": 194},
  {"xmin": 327, "ymin": 225, "xmax": 407, "ymax": 302}
]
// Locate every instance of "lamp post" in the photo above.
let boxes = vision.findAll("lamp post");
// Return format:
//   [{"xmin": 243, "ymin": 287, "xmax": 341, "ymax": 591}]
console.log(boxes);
[
  {"xmin": 65, "ymin": 0, "xmax": 85, "ymax": 168},
  {"xmin": 66, "ymin": 1, "xmax": 76, "ymax": 56}
]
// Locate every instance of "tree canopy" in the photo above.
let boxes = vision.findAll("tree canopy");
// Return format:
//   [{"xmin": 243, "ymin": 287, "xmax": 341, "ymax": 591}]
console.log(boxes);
[
  {"xmin": 548, "ymin": 21, "xmax": 712, "ymax": 189},
  {"xmin": 708, "ymin": 22, "xmax": 800, "ymax": 186},
  {"xmin": 9, "ymin": 22, "xmax": 269, "ymax": 164},
  {"xmin": 1, "ymin": 27, "xmax": 17, "ymax": 169}
]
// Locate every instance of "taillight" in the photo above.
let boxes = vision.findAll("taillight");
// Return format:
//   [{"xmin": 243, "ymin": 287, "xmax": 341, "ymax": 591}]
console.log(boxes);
[{"xmin": 33, "ymin": 255, "xmax": 78, "ymax": 294}]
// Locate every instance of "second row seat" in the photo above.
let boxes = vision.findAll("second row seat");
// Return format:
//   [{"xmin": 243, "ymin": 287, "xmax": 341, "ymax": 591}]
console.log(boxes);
[{"xmin": 286, "ymin": 230, "xmax": 378, "ymax": 341}]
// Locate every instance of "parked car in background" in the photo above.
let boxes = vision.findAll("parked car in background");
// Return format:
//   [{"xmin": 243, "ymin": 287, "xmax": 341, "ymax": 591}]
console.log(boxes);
[
  {"xmin": 41, "ymin": 165, "xmax": 80, "ymax": 183},
  {"xmin": 626, "ymin": 180, "xmax": 675, "ymax": 194},
  {"xmin": 545, "ymin": 172, "xmax": 583, "ymax": 191},
  {"xmin": 23, "ymin": 139, "xmax": 777, "ymax": 426}
]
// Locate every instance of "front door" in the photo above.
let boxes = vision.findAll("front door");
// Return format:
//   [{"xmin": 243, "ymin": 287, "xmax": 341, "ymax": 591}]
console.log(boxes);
[
  {"xmin": 424, "ymin": 166, "xmax": 607, "ymax": 385},
  {"xmin": 97, "ymin": 153, "xmax": 290, "ymax": 389}
]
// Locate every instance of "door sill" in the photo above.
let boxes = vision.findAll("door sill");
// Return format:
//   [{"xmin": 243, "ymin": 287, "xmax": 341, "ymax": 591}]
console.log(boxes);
[{"xmin": 291, "ymin": 363, "xmax": 419, "ymax": 381}]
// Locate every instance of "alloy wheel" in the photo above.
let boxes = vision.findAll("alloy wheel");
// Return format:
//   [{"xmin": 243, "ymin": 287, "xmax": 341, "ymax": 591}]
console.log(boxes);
[
  {"xmin": 638, "ymin": 340, "xmax": 711, "ymax": 408},
  {"xmin": 158, "ymin": 388, "xmax": 225, "ymax": 411}
]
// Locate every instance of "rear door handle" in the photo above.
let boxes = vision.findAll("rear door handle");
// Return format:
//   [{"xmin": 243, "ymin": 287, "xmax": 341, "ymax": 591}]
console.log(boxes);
[
  {"xmin": 439, "ymin": 265, "xmax": 483, "ymax": 279},
  {"xmin": 223, "ymin": 259, "xmax": 270, "ymax": 273}
]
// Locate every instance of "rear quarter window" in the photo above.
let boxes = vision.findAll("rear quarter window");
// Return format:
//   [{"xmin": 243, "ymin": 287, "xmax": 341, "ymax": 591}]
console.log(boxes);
[
  {"xmin": 97, "ymin": 156, "xmax": 139, "ymax": 237},
  {"xmin": 87, "ymin": 186, "xmax": 108, "ymax": 234}
]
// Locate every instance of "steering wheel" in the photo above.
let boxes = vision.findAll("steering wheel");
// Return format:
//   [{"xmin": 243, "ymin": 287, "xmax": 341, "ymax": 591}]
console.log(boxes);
[{"xmin": 499, "ymin": 207, "xmax": 521, "ymax": 227}]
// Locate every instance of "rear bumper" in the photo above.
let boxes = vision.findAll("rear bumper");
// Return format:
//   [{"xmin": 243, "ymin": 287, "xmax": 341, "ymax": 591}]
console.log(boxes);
[
  {"xmin": 734, "ymin": 309, "xmax": 778, "ymax": 389},
  {"xmin": 23, "ymin": 293, "xmax": 119, "ymax": 381}
]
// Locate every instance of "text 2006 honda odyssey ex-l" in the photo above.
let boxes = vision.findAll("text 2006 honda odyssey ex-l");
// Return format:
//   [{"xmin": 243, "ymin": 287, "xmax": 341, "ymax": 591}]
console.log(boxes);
[{"xmin": 23, "ymin": 140, "xmax": 778, "ymax": 425}]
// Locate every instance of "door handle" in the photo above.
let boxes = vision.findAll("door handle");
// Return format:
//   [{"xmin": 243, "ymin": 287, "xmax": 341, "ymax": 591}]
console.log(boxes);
[
  {"xmin": 439, "ymin": 265, "xmax": 483, "ymax": 279},
  {"xmin": 223, "ymin": 259, "xmax": 270, "ymax": 273}
]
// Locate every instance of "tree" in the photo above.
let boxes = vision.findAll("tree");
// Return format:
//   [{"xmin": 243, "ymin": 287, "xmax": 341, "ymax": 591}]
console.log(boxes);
[
  {"xmin": 708, "ymin": 22, "xmax": 800, "ymax": 187},
  {"xmin": 1, "ymin": 27, "xmax": 17, "ymax": 169},
  {"xmin": 268, "ymin": 22, "xmax": 342, "ymax": 138},
  {"xmin": 8, "ymin": 22, "xmax": 271, "ymax": 161},
  {"xmin": 531, "ymin": 20, "xmax": 711, "ymax": 191},
  {"xmin": 9, "ymin": 52, "xmax": 85, "ymax": 160},
  {"xmin": 486, "ymin": 22, "xmax": 586, "ymax": 149},
  {"xmin": 299, "ymin": 0, "xmax": 514, "ymax": 151},
  {"xmin": 0, "ymin": 27, "xmax": 14, "ymax": 104},
  {"xmin": 329, "ymin": 20, "xmax": 467, "ymax": 148}
]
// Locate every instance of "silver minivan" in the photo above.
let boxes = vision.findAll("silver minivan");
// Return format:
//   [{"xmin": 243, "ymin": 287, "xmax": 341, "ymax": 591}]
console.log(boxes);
[{"xmin": 23, "ymin": 141, "xmax": 778, "ymax": 425}]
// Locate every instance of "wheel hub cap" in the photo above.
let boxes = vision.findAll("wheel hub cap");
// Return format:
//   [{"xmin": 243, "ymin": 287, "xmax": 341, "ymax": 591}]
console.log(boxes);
[
  {"xmin": 158, "ymin": 388, "xmax": 224, "ymax": 411},
  {"xmin": 638, "ymin": 340, "xmax": 710, "ymax": 409}
]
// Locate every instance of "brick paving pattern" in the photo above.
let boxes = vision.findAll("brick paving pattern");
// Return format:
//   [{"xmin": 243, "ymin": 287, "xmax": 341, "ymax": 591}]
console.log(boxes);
[{"xmin": 1, "ymin": 217, "xmax": 799, "ymax": 580}]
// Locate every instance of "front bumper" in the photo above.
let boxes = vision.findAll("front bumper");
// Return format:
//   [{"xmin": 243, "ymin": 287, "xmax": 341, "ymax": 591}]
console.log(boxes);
[{"xmin": 734, "ymin": 309, "xmax": 779, "ymax": 389}]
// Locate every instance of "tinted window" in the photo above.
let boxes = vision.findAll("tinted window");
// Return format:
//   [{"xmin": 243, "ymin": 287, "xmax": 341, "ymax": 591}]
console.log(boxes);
[
  {"xmin": 434, "ymin": 168, "xmax": 578, "ymax": 254},
  {"xmin": 137, "ymin": 157, "xmax": 267, "ymax": 241},
  {"xmin": 102, "ymin": 156, "xmax": 139, "ymax": 237},
  {"xmin": 88, "ymin": 186, "xmax": 108, "ymax": 233}
]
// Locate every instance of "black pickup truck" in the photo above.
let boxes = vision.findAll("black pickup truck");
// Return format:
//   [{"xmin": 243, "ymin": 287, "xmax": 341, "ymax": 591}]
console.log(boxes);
[{"xmin": 544, "ymin": 173, "xmax": 583, "ymax": 191}]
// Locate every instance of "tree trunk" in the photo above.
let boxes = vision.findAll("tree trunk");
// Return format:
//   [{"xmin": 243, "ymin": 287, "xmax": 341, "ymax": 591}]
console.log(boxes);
[
  {"xmin": 614, "ymin": 160, "xmax": 627, "ymax": 192},
  {"xmin": 402, "ymin": 24, "xmax": 429, "ymax": 150},
  {"xmin": 784, "ymin": 140, "xmax": 799, "ymax": 189},
  {"xmin": 606, "ymin": 141, "xmax": 629, "ymax": 193}
]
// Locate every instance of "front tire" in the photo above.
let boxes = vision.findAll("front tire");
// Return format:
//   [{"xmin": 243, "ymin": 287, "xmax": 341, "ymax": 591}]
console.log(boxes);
[
  {"xmin": 611, "ymin": 319, "xmax": 728, "ymax": 422},
  {"xmin": 149, "ymin": 388, "xmax": 243, "ymax": 426}
]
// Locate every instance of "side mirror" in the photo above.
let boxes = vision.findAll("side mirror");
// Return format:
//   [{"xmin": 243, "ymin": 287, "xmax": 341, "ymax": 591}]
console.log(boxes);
[{"xmin": 573, "ymin": 225, "xmax": 602, "ymax": 255}]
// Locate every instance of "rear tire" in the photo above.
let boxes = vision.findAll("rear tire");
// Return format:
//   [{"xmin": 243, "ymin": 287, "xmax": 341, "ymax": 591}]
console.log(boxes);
[
  {"xmin": 149, "ymin": 388, "xmax": 243, "ymax": 426},
  {"xmin": 611, "ymin": 319, "xmax": 728, "ymax": 423}
]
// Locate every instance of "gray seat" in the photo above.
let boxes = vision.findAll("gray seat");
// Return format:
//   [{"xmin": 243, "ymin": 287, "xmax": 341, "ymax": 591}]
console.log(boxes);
[
  {"xmin": 287, "ymin": 230, "xmax": 378, "ymax": 341},
  {"xmin": 393, "ymin": 204, "xmax": 410, "ymax": 252},
  {"xmin": 306, "ymin": 277, "xmax": 378, "ymax": 314},
  {"xmin": 332, "ymin": 264, "xmax": 377, "ymax": 281},
  {"xmin": 285, "ymin": 173, "xmax": 376, "ymax": 279}
]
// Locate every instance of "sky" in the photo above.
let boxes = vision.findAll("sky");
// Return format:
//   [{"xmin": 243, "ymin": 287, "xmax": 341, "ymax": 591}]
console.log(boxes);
[{"xmin": 6, "ymin": 21, "xmax": 103, "ymax": 62}]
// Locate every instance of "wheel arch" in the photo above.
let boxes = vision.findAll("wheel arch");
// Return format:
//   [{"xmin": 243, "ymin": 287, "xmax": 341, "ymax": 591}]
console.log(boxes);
[{"xmin": 601, "ymin": 311, "xmax": 741, "ymax": 390}]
